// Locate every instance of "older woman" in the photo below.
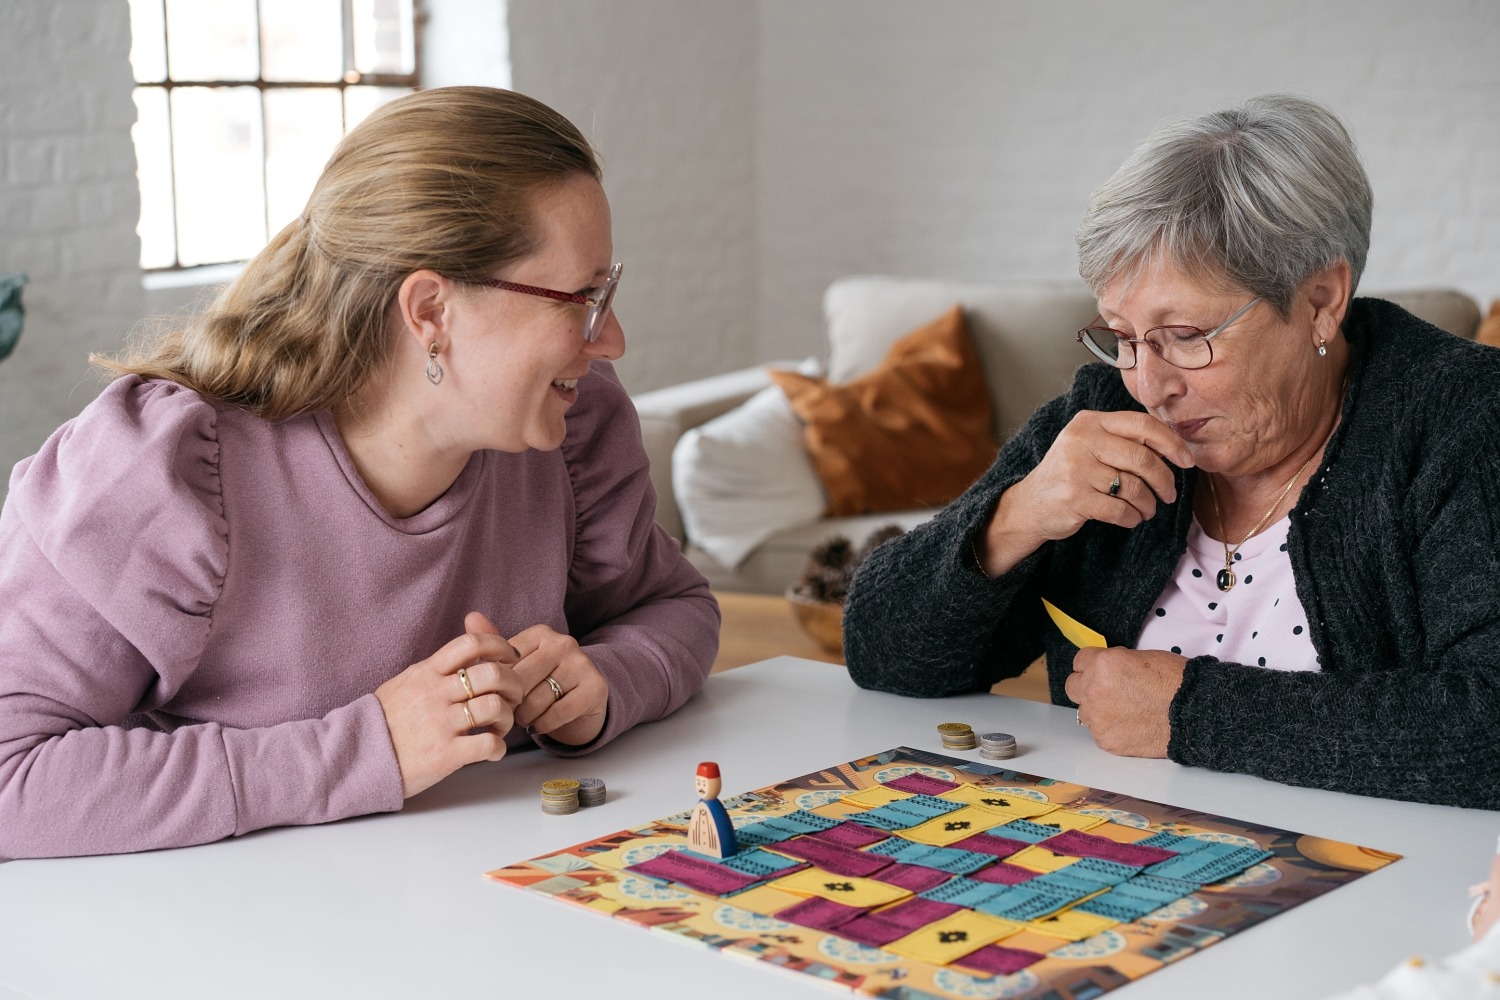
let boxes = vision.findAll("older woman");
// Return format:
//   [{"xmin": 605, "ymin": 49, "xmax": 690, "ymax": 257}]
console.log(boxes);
[
  {"xmin": 844, "ymin": 94, "xmax": 1500, "ymax": 808},
  {"xmin": 0, "ymin": 87, "xmax": 718, "ymax": 858}
]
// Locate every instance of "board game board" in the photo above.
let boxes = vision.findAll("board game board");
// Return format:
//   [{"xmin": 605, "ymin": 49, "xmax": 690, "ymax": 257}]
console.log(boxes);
[{"xmin": 486, "ymin": 747, "xmax": 1398, "ymax": 999}]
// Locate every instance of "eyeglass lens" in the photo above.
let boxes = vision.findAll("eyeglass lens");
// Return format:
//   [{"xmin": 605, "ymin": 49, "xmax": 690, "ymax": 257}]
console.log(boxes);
[{"xmin": 1080, "ymin": 327, "xmax": 1212, "ymax": 370}]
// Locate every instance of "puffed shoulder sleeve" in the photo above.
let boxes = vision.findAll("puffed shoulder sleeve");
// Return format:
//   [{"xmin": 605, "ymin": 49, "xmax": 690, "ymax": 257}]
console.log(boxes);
[
  {"xmin": 548, "ymin": 362, "xmax": 719, "ymax": 755},
  {"xmin": 0, "ymin": 377, "xmax": 231, "ymax": 857}
]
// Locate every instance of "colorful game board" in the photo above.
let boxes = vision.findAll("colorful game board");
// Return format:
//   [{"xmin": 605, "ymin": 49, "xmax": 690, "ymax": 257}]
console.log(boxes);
[{"xmin": 486, "ymin": 747, "xmax": 1398, "ymax": 998}]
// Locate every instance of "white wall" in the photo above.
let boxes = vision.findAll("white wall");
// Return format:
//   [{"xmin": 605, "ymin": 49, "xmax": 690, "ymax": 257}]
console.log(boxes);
[
  {"xmin": 508, "ymin": 0, "xmax": 762, "ymax": 394},
  {"xmin": 0, "ymin": 0, "xmax": 144, "ymax": 490},
  {"xmin": 755, "ymin": 0, "xmax": 1500, "ymax": 361}
]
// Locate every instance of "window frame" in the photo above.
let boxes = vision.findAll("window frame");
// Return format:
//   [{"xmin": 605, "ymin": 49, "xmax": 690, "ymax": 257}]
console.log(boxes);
[{"xmin": 130, "ymin": 0, "xmax": 426, "ymax": 272}]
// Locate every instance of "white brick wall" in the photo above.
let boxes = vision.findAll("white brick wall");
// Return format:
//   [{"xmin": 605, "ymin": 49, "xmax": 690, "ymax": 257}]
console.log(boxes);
[
  {"xmin": 756, "ymin": 0, "xmax": 1500, "ymax": 362},
  {"xmin": 0, "ymin": 0, "xmax": 143, "ymax": 495}
]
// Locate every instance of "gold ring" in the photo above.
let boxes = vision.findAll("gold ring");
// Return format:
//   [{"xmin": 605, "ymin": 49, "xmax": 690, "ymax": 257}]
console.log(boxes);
[
  {"xmin": 463, "ymin": 701, "xmax": 477, "ymax": 731},
  {"xmin": 458, "ymin": 666, "xmax": 475, "ymax": 700},
  {"xmin": 547, "ymin": 676, "xmax": 563, "ymax": 702}
]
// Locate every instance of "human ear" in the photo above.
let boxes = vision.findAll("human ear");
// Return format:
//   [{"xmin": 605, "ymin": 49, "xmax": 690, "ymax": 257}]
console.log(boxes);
[
  {"xmin": 1304, "ymin": 260, "xmax": 1353, "ymax": 348},
  {"xmin": 395, "ymin": 270, "xmax": 454, "ymax": 352}
]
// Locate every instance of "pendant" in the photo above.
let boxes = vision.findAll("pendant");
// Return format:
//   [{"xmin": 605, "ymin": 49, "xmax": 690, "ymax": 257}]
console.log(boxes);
[{"xmin": 1216, "ymin": 567, "xmax": 1236, "ymax": 592}]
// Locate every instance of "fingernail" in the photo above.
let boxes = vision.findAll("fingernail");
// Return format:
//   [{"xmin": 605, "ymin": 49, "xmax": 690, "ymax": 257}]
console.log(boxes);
[{"xmin": 509, "ymin": 643, "xmax": 521, "ymax": 660}]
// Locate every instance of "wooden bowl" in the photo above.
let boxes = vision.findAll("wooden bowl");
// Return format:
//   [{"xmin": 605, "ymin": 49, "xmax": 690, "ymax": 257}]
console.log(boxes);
[{"xmin": 785, "ymin": 589, "xmax": 844, "ymax": 654}]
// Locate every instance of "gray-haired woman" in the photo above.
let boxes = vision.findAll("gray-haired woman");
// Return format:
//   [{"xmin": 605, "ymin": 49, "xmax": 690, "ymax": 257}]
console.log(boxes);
[{"xmin": 844, "ymin": 94, "xmax": 1500, "ymax": 807}]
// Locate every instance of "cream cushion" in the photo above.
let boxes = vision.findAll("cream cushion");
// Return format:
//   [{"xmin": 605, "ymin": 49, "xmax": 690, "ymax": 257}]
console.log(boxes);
[{"xmin": 671, "ymin": 363, "xmax": 827, "ymax": 568}]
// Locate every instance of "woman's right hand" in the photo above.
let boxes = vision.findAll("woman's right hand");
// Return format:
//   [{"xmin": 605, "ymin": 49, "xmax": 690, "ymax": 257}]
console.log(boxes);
[
  {"xmin": 374, "ymin": 631, "xmax": 524, "ymax": 799},
  {"xmin": 975, "ymin": 410, "xmax": 1195, "ymax": 578}
]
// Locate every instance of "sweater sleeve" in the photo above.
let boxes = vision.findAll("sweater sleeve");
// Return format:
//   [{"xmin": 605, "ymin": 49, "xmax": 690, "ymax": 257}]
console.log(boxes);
[
  {"xmin": 0, "ymin": 379, "xmax": 402, "ymax": 859},
  {"xmin": 540, "ymin": 362, "xmax": 719, "ymax": 756},
  {"xmin": 843, "ymin": 388, "xmax": 1083, "ymax": 697},
  {"xmin": 1169, "ymin": 397, "xmax": 1500, "ymax": 808}
]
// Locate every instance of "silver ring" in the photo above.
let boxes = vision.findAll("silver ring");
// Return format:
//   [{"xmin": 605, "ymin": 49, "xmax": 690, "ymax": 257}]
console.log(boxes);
[
  {"xmin": 546, "ymin": 676, "xmax": 563, "ymax": 702},
  {"xmin": 457, "ymin": 666, "xmax": 475, "ymax": 700},
  {"xmin": 1107, "ymin": 475, "xmax": 1122, "ymax": 497}
]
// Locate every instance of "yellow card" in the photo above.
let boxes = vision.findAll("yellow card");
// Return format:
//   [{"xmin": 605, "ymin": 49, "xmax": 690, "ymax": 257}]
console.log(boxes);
[
  {"xmin": 884, "ymin": 911, "xmax": 1024, "ymax": 964},
  {"xmin": 1007, "ymin": 845, "xmax": 1083, "ymax": 874},
  {"xmin": 1041, "ymin": 598, "xmax": 1107, "ymax": 648},
  {"xmin": 838, "ymin": 786, "xmax": 912, "ymax": 809},
  {"xmin": 721, "ymin": 884, "xmax": 806, "ymax": 917},
  {"xmin": 939, "ymin": 785, "xmax": 1061, "ymax": 821},
  {"xmin": 899, "ymin": 808, "xmax": 1008, "ymax": 847},
  {"xmin": 768, "ymin": 867, "xmax": 913, "ymax": 908},
  {"xmin": 1025, "ymin": 908, "xmax": 1120, "ymax": 941}
]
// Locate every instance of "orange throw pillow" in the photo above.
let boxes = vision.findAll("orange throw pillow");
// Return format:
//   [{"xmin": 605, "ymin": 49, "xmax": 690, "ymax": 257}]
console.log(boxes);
[
  {"xmin": 770, "ymin": 305, "xmax": 998, "ymax": 517},
  {"xmin": 1477, "ymin": 301, "xmax": 1500, "ymax": 349}
]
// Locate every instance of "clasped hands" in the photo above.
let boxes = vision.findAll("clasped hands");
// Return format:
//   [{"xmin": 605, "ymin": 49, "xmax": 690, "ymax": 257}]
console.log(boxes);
[{"xmin": 375, "ymin": 611, "xmax": 609, "ymax": 798}]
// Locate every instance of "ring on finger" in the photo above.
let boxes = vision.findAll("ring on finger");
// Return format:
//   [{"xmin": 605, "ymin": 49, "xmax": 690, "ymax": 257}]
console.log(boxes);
[
  {"xmin": 457, "ymin": 666, "xmax": 476, "ymax": 700},
  {"xmin": 463, "ymin": 701, "xmax": 477, "ymax": 731},
  {"xmin": 546, "ymin": 675, "xmax": 563, "ymax": 702},
  {"xmin": 1107, "ymin": 474, "xmax": 1122, "ymax": 498}
]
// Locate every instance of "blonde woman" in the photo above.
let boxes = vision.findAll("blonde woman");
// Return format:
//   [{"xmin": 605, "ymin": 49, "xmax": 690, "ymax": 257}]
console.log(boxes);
[{"xmin": 0, "ymin": 87, "xmax": 718, "ymax": 858}]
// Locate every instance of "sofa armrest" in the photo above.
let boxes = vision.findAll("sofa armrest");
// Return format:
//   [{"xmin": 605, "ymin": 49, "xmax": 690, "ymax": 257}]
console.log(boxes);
[{"xmin": 633, "ymin": 364, "xmax": 776, "ymax": 542}]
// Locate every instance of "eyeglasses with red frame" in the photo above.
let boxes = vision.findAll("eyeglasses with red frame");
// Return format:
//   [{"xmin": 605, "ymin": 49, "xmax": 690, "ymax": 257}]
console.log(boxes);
[{"xmin": 465, "ymin": 262, "xmax": 622, "ymax": 343}]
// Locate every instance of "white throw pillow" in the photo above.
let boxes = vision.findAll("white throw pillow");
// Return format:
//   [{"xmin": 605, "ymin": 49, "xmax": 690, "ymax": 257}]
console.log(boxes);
[{"xmin": 672, "ymin": 366, "xmax": 827, "ymax": 569}]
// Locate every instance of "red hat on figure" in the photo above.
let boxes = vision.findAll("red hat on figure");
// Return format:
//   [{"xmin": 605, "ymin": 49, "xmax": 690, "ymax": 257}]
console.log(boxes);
[{"xmin": 696, "ymin": 762, "xmax": 720, "ymax": 778}]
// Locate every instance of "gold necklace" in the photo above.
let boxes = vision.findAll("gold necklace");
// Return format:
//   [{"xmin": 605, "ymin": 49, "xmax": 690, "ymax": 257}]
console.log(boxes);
[
  {"xmin": 1206, "ymin": 456, "xmax": 1316, "ymax": 593},
  {"xmin": 1206, "ymin": 377, "xmax": 1347, "ymax": 593}
]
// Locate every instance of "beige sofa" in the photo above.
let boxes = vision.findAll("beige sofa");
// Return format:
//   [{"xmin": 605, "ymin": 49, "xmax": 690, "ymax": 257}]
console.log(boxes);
[{"xmin": 634, "ymin": 276, "xmax": 1482, "ymax": 595}]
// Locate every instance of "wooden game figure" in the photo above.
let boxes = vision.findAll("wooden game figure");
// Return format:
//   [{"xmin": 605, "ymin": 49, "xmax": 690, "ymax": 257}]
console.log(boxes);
[{"xmin": 687, "ymin": 761, "xmax": 738, "ymax": 858}]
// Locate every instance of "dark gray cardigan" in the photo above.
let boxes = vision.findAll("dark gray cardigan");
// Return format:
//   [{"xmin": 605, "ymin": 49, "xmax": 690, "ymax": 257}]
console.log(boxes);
[{"xmin": 844, "ymin": 298, "xmax": 1500, "ymax": 809}]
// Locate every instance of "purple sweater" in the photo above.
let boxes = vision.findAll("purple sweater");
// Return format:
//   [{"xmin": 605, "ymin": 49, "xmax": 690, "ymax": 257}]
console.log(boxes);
[{"xmin": 0, "ymin": 363, "xmax": 718, "ymax": 859}]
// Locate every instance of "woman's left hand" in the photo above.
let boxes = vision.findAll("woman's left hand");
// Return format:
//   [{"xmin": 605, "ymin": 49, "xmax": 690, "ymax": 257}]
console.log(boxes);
[
  {"xmin": 1065, "ymin": 647, "xmax": 1187, "ymax": 757},
  {"xmin": 465, "ymin": 612, "xmax": 608, "ymax": 746}
]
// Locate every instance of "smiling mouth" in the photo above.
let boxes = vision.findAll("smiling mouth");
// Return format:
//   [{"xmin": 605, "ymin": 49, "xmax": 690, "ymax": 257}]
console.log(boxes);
[{"xmin": 552, "ymin": 378, "xmax": 579, "ymax": 390}]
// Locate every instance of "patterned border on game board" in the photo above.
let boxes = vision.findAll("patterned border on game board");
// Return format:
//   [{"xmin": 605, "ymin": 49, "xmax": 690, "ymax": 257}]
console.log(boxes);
[{"xmin": 486, "ymin": 747, "xmax": 1399, "ymax": 999}]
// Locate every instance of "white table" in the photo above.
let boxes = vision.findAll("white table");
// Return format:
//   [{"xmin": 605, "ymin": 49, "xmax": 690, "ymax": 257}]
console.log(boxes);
[{"xmin": 0, "ymin": 656, "xmax": 1494, "ymax": 1000}]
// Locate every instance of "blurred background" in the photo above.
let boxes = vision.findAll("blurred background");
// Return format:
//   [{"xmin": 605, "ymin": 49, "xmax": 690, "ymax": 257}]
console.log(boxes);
[{"xmin": 1, "ymin": 0, "xmax": 1497, "ymax": 498}]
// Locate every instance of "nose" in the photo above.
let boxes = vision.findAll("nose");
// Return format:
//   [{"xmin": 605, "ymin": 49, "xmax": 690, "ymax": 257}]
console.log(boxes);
[
  {"xmin": 1126, "ymin": 344, "xmax": 1185, "ymax": 409},
  {"xmin": 584, "ymin": 308, "xmax": 625, "ymax": 361}
]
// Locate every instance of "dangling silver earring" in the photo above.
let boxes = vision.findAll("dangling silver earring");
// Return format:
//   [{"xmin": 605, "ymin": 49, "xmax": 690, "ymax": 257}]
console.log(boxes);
[
  {"xmin": 425, "ymin": 343, "xmax": 444, "ymax": 385},
  {"xmin": 1317, "ymin": 336, "xmax": 1327, "ymax": 358}
]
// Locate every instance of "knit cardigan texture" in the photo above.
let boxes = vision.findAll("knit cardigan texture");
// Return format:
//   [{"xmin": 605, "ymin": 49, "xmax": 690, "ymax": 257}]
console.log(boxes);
[{"xmin": 844, "ymin": 298, "xmax": 1500, "ymax": 809}]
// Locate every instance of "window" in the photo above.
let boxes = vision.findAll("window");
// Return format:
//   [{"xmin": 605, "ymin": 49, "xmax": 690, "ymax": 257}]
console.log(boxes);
[{"xmin": 127, "ymin": 0, "xmax": 424, "ymax": 270}]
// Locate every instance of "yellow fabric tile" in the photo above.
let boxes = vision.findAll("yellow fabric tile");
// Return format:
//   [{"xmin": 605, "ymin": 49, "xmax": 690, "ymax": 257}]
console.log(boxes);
[
  {"xmin": 994, "ymin": 929, "xmax": 1065, "ymax": 954},
  {"xmin": 721, "ymin": 885, "xmax": 806, "ymax": 917},
  {"xmin": 1040, "ymin": 810, "xmax": 1109, "ymax": 832},
  {"xmin": 768, "ymin": 867, "xmax": 913, "ymax": 908},
  {"xmin": 1026, "ymin": 908, "xmax": 1120, "ymax": 942},
  {"xmin": 938, "ymin": 785, "xmax": 1060, "ymax": 819},
  {"xmin": 1007, "ymin": 845, "xmax": 1083, "ymax": 873},
  {"xmin": 839, "ymin": 786, "xmax": 912, "ymax": 809},
  {"xmin": 884, "ymin": 911, "xmax": 1024, "ymax": 965},
  {"xmin": 1082, "ymin": 820, "xmax": 1158, "ymax": 845},
  {"xmin": 899, "ymin": 808, "xmax": 1009, "ymax": 846},
  {"xmin": 585, "ymin": 836, "xmax": 691, "ymax": 871}
]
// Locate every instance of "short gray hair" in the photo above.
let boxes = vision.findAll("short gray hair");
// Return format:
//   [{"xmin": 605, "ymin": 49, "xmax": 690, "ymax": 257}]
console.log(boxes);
[{"xmin": 1077, "ymin": 94, "xmax": 1372, "ymax": 317}]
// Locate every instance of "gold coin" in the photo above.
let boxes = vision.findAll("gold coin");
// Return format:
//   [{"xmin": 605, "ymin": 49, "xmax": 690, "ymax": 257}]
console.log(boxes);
[
  {"xmin": 936, "ymin": 723, "xmax": 973, "ymax": 734},
  {"xmin": 542, "ymin": 779, "xmax": 581, "ymax": 793}
]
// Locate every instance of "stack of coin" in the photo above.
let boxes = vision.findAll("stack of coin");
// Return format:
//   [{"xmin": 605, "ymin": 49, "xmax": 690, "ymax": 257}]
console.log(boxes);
[
  {"xmin": 576, "ymin": 776, "xmax": 607, "ymax": 808},
  {"xmin": 980, "ymin": 732, "xmax": 1018, "ymax": 760},
  {"xmin": 937, "ymin": 722, "xmax": 978, "ymax": 751},
  {"xmin": 541, "ymin": 778, "xmax": 581, "ymax": 815}
]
